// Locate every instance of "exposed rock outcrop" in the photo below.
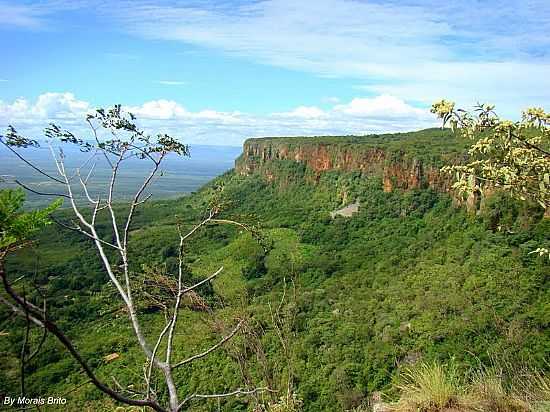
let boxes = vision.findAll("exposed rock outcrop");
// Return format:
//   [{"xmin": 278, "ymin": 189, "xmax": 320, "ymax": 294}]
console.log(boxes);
[
  {"xmin": 330, "ymin": 200, "xmax": 360, "ymax": 218},
  {"xmin": 235, "ymin": 137, "xmax": 455, "ymax": 194}
]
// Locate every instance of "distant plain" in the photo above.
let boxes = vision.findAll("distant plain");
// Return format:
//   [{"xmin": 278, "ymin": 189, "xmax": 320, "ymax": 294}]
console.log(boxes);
[{"xmin": 0, "ymin": 143, "xmax": 241, "ymax": 208}]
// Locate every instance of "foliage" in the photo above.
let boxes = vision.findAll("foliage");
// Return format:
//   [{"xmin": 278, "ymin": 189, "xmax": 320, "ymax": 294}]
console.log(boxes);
[
  {"xmin": 431, "ymin": 101, "xmax": 550, "ymax": 210},
  {"xmin": 0, "ymin": 188, "xmax": 60, "ymax": 249}
]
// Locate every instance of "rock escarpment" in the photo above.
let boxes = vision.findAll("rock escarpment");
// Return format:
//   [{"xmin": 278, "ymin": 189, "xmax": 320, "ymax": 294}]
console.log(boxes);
[
  {"xmin": 235, "ymin": 131, "xmax": 459, "ymax": 194},
  {"xmin": 234, "ymin": 130, "xmax": 495, "ymax": 212}
]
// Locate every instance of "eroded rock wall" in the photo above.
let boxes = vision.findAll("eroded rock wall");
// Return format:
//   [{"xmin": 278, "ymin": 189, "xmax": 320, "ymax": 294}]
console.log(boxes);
[{"xmin": 236, "ymin": 139, "xmax": 454, "ymax": 194}]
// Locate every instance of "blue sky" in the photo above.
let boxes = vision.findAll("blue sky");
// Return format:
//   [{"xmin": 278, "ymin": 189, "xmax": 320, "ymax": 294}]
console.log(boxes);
[{"xmin": 1, "ymin": 0, "xmax": 549, "ymax": 146}]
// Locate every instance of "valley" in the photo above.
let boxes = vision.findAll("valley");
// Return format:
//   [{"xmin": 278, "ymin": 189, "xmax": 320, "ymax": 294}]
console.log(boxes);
[{"xmin": 1, "ymin": 128, "xmax": 548, "ymax": 411}]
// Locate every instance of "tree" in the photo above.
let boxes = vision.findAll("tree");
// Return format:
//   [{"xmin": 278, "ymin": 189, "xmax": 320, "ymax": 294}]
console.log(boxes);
[
  {"xmin": 431, "ymin": 101, "xmax": 550, "ymax": 257},
  {"xmin": 431, "ymin": 101, "xmax": 549, "ymax": 209},
  {"xmin": 0, "ymin": 106, "xmax": 268, "ymax": 411}
]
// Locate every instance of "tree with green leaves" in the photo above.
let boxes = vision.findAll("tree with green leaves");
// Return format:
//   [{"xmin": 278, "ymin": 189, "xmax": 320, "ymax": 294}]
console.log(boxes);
[
  {"xmin": 0, "ymin": 106, "xmax": 269, "ymax": 411},
  {"xmin": 431, "ymin": 101, "xmax": 549, "ymax": 209},
  {"xmin": 431, "ymin": 101, "xmax": 550, "ymax": 256}
]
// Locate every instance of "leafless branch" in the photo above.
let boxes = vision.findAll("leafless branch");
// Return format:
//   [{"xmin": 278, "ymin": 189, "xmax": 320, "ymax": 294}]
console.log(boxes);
[
  {"xmin": 86, "ymin": 118, "xmax": 113, "ymax": 169},
  {"xmin": 0, "ymin": 138, "xmax": 65, "ymax": 184},
  {"xmin": 0, "ymin": 295, "xmax": 44, "ymax": 328},
  {"xmin": 1, "ymin": 107, "xmax": 262, "ymax": 411},
  {"xmin": 209, "ymin": 218, "xmax": 251, "ymax": 231},
  {"xmin": 19, "ymin": 322, "xmax": 49, "ymax": 411},
  {"xmin": 76, "ymin": 169, "xmax": 98, "ymax": 204},
  {"xmin": 0, "ymin": 263, "xmax": 166, "ymax": 412},
  {"xmin": 122, "ymin": 153, "xmax": 164, "ymax": 250},
  {"xmin": 181, "ymin": 266, "xmax": 224, "ymax": 295},
  {"xmin": 146, "ymin": 320, "xmax": 172, "ymax": 399},
  {"xmin": 7, "ymin": 178, "xmax": 70, "ymax": 199},
  {"xmin": 177, "ymin": 387, "xmax": 272, "ymax": 410},
  {"xmin": 172, "ymin": 319, "xmax": 244, "ymax": 370},
  {"xmin": 50, "ymin": 216, "xmax": 122, "ymax": 250},
  {"xmin": 165, "ymin": 235, "xmax": 185, "ymax": 366},
  {"xmin": 179, "ymin": 210, "xmax": 216, "ymax": 242}
]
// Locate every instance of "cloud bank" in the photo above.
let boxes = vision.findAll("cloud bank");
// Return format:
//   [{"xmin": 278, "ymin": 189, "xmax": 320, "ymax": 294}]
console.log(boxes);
[
  {"xmin": 2, "ymin": 0, "xmax": 548, "ymax": 141},
  {"xmin": 0, "ymin": 92, "xmax": 436, "ymax": 146}
]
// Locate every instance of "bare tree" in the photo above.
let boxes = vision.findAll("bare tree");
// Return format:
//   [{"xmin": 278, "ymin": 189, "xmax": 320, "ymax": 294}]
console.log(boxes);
[
  {"xmin": 0, "ymin": 106, "xmax": 270, "ymax": 411},
  {"xmin": 223, "ymin": 271, "xmax": 302, "ymax": 412}
]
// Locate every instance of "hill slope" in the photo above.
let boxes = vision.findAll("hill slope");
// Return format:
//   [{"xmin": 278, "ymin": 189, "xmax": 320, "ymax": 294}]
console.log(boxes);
[{"xmin": 1, "ymin": 129, "xmax": 548, "ymax": 411}]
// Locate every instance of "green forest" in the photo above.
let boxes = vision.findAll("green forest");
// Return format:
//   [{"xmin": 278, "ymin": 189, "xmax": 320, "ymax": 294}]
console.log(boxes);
[{"xmin": 1, "ymin": 124, "xmax": 549, "ymax": 411}]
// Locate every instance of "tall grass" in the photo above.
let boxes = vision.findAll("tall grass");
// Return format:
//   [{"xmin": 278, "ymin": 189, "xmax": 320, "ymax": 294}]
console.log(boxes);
[
  {"xmin": 391, "ymin": 361, "xmax": 461, "ymax": 411},
  {"xmin": 466, "ymin": 367, "xmax": 529, "ymax": 412},
  {"xmin": 388, "ymin": 361, "xmax": 549, "ymax": 412}
]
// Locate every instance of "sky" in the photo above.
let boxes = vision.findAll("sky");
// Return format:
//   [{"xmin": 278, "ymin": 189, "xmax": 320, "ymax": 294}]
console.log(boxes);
[{"xmin": 0, "ymin": 0, "xmax": 549, "ymax": 146}]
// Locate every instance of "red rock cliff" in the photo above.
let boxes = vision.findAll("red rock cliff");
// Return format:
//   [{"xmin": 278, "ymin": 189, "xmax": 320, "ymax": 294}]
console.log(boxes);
[{"xmin": 235, "ymin": 139, "xmax": 454, "ymax": 194}]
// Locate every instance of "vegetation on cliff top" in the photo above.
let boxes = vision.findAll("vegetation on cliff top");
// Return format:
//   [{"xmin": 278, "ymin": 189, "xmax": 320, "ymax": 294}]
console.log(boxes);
[{"xmin": 240, "ymin": 128, "xmax": 471, "ymax": 164}]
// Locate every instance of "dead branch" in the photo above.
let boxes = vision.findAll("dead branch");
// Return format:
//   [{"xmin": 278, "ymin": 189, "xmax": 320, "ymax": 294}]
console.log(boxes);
[
  {"xmin": 172, "ymin": 319, "xmax": 244, "ymax": 370},
  {"xmin": 177, "ymin": 387, "xmax": 273, "ymax": 411},
  {"xmin": 0, "ymin": 262, "xmax": 165, "ymax": 412}
]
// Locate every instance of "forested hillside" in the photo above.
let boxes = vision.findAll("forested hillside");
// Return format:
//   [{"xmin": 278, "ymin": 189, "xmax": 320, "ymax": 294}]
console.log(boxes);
[{"xmin": 1, "ymin": 129, "xmax": 548, "ymax": 411}]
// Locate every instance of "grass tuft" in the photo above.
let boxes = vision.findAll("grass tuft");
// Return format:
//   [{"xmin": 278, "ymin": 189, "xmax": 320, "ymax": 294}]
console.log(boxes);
[
  {"xmin": 466, "ymin": 367, "xmax": 529, "ymax": 412},
  {"xmin": 387, "ymin": 361, "xmax": 550, "ymax": 412},
  {"xmin": 391, "ymin": 362, "xmax": 461, "ymax": 411}
]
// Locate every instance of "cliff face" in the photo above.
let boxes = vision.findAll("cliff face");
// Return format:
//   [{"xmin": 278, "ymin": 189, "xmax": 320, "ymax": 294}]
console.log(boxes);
[{"xmin": 235, "ymin": 138, "xmax": 455, "ymax": 194}]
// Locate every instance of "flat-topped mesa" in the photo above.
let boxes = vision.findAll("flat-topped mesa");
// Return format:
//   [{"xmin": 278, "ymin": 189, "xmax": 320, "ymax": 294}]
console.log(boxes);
[{"xmin": 235, "ymin": 129, "xmax": 468, "ymax": 194}]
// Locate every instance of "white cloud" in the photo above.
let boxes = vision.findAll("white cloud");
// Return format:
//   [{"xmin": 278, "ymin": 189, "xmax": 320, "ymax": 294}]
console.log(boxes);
[
  {"xmin": 193, "ymin": 109, "xmax": 243, "ymax": 123},
  {"xmin": 128, "ymin": 99, "xmax": 187, "ymax": 120},
  {"xmin": 3, "ymin": 1, "xmax": 549, "ymax": 118},
  {"xmin": 274, "ymin": 106, "xmax": 327, "ymax": 119},
  {"xmin": 0, "ymin": 1, "xmax": 88, "ymax": 29},
  {"xmin": 334, "ymin": 95, "xmax": 429, "ymax": 119},
  {"xmin": 0, "ymin": 98, "xmax": 31, "ymax": 121},
  {"xmin": 0, "ymin": 92, "xmax": 436, "ymax": 146},
  {"xmin": 155, "ymin": 80, "xmax": 187, "ymax": 86},
  {"xmin": 0, "ymin": 92, "xmax": 90, "ymax": 124},
  {"xmin": 363, "ymin": 61, "xmax": 550, "ymax": 112},
  {"xmin": 32, "ymin": 92, "xmax": 90, "ymax": 118},
  {"xmin": 127, "ymin": 100, "xmax": 242, "ymax": 124}
]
